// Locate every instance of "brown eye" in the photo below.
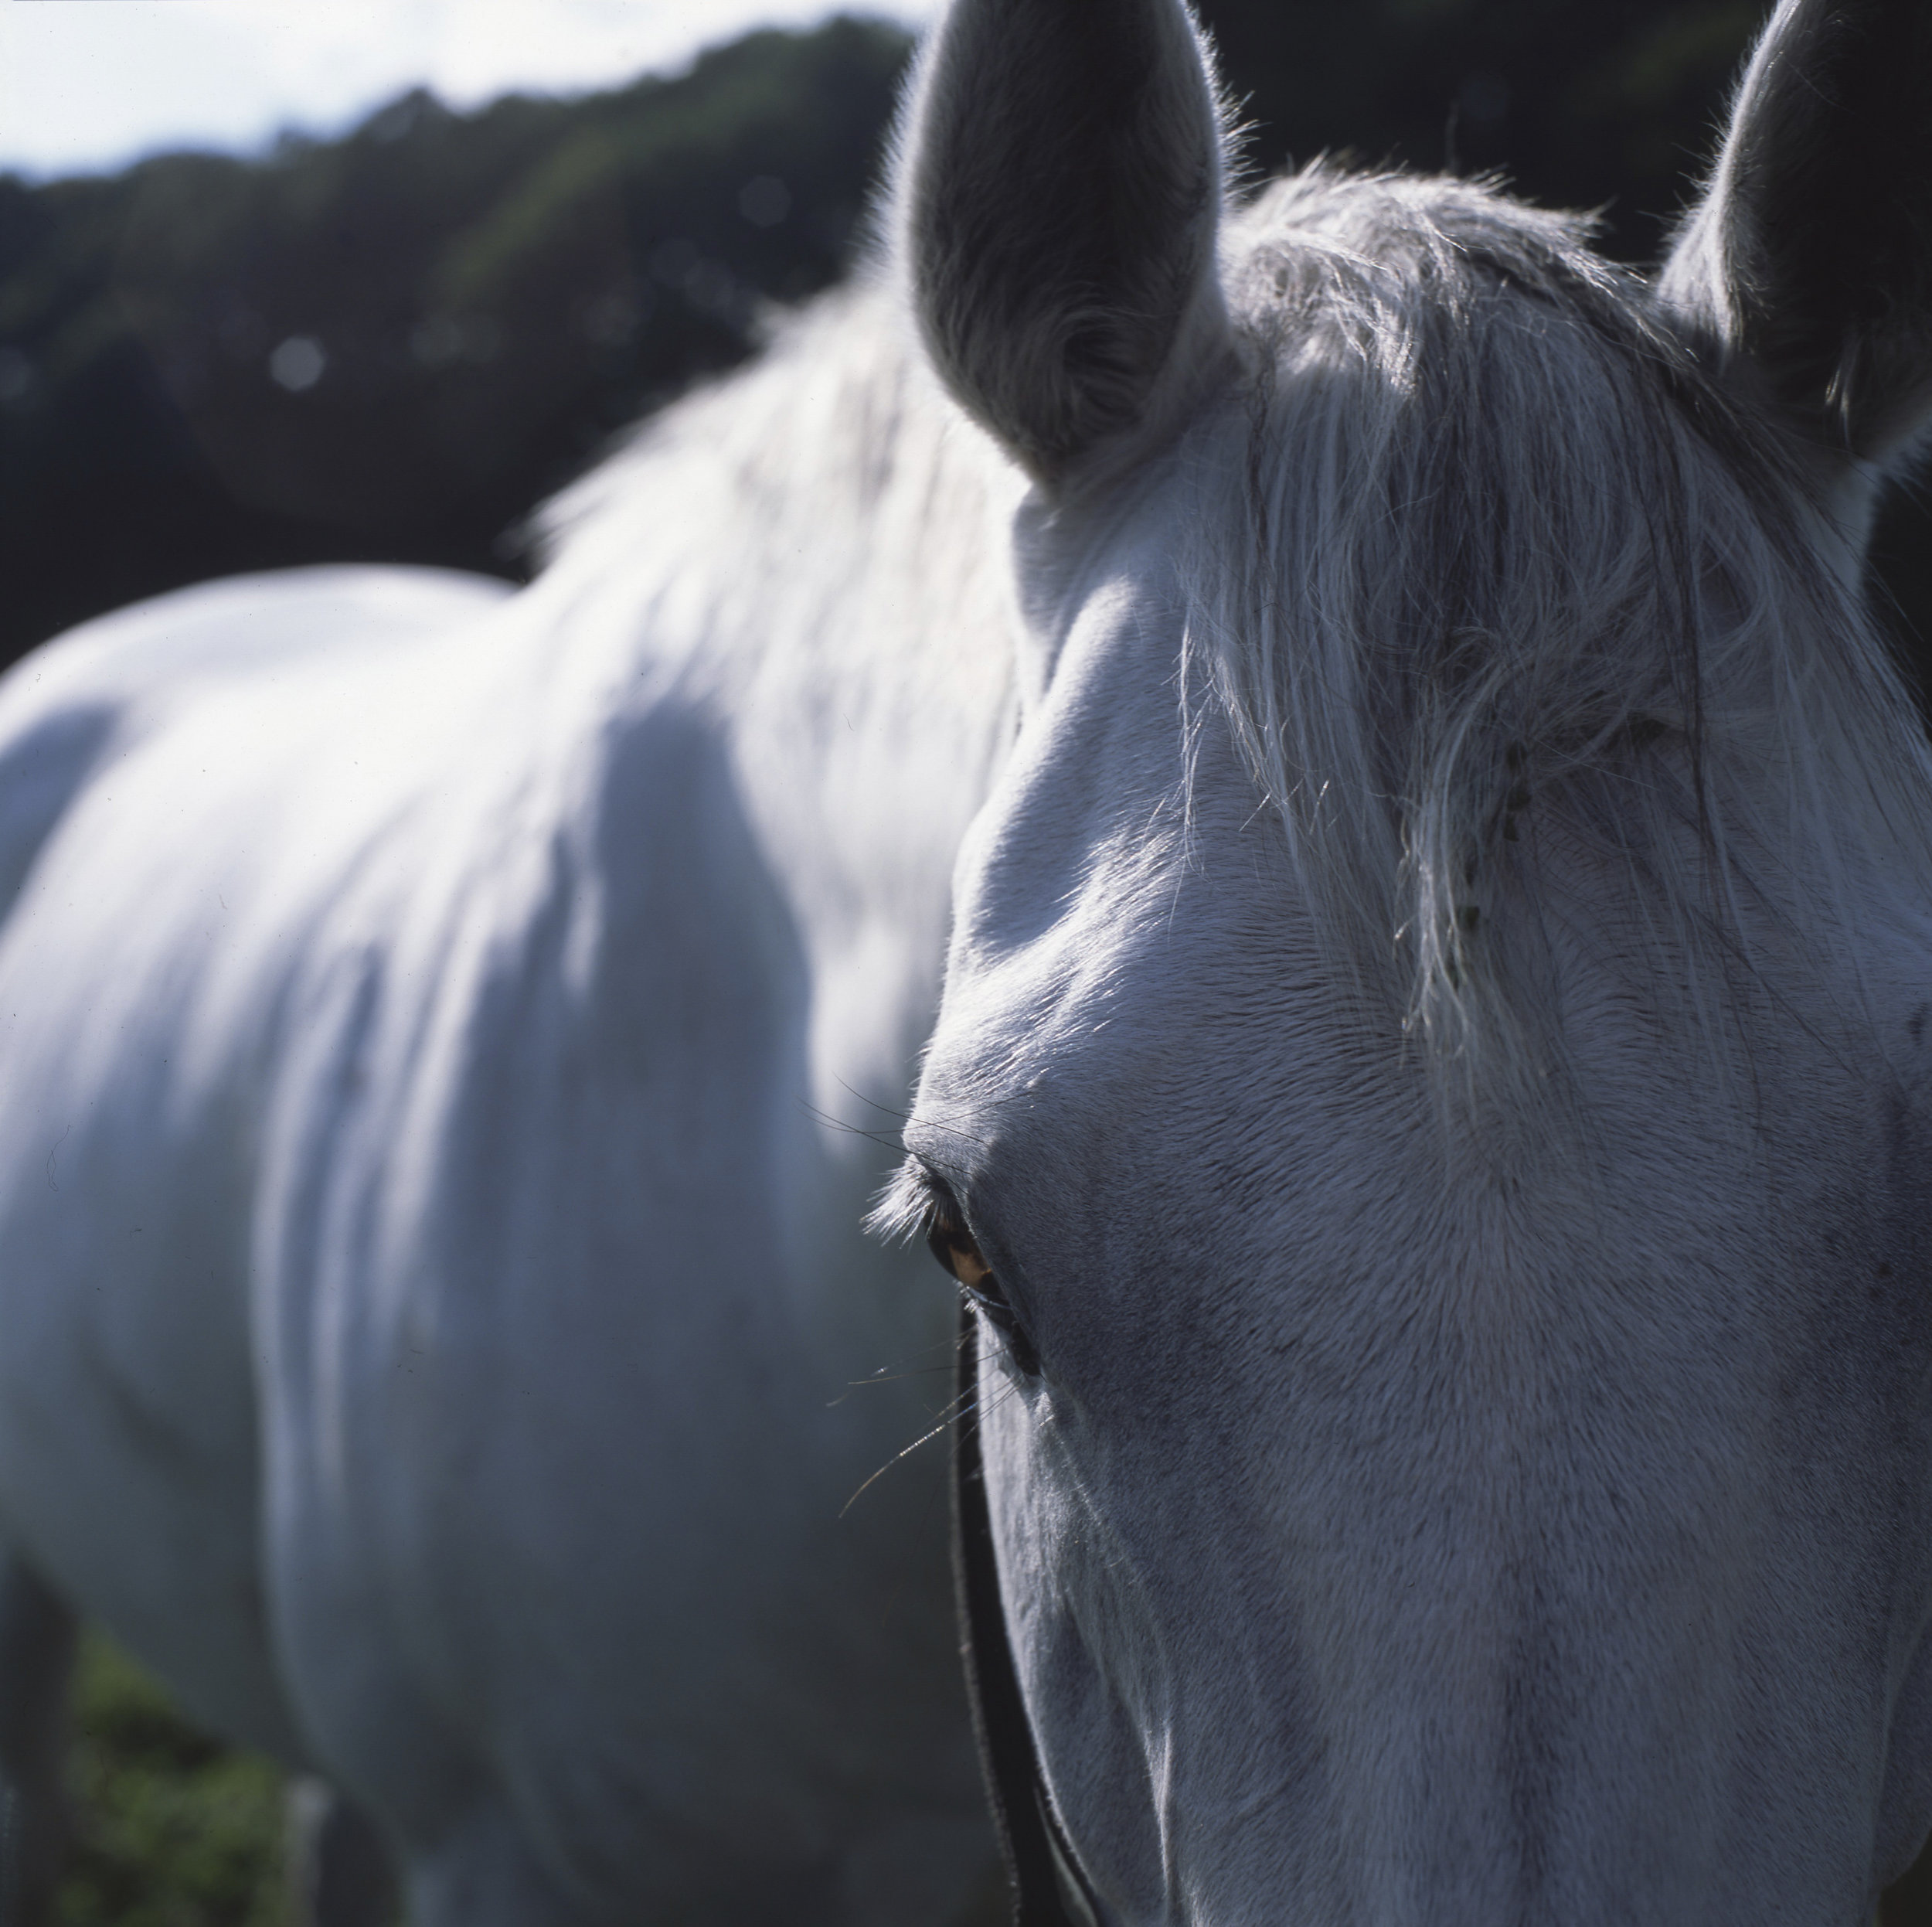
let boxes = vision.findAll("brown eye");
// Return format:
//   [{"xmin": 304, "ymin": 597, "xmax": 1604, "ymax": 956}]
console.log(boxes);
[
  {"xmin": 924, "ymin": 1219, "xmax": 1040, "ymax": 1377},
  {"xmin": 930, "ymin": 1227, "xmax": 994, "ymax": 1292}
]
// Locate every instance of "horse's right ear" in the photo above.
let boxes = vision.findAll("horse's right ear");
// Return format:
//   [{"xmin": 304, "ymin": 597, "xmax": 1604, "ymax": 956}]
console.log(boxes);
[
  {"xmin": 1658, "ymin": 0, "xmax": 1932, "ymax": 482},
  {"xmin": 898, "ymin": 0, "xmax": 1230, "ymax": 488}
]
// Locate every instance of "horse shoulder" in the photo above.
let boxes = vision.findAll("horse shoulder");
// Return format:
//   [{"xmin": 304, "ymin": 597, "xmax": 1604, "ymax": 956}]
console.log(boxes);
[{"xmin": 240, "ymin": 666, "xmax": 993, "ymax": 1904}]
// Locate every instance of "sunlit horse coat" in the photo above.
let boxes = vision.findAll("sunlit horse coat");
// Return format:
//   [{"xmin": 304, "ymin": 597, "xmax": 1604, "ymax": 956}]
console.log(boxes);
[{"xmin": 2, "ymin": 0, "xmax": 1932, "ymax": 1922}]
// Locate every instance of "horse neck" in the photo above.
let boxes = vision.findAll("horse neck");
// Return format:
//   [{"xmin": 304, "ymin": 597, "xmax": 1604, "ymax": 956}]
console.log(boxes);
[{"xmin": 537, "ymin": 279, "xmax": 1022, "ymax": 1136}]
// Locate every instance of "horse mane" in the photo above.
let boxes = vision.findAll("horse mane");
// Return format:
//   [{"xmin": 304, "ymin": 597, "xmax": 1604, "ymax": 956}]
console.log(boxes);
[
  {"xmin": 1179, "ymin": 163, "xmax": 1932, "ymax": 1118},
  {"xmin": 532, "ymin": 160, "xmax": 1932, "ymax": 1134},
  {"xmin": 532, "ymin": 284, "xmax": 1019, "ymax": 719}
]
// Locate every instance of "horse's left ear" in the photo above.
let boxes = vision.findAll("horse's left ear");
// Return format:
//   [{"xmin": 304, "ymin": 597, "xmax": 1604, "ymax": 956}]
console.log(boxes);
[
  {"xmin": 898, "ymin": 0, "xmax": 1230, "ymax": 488},
  {"xmin": 1658, "ymin": 0, "xmax": 1932, "ymax": 481}
]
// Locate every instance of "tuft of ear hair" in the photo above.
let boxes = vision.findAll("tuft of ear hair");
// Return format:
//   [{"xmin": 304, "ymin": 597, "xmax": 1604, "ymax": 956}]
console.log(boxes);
[
  {"xmin": 898, "ymin": 0, "xmax": 1230, "ymax": 488},
  {"xmin": 1659, "ymin": 0, "xmax": 1932, "ymax": 476}
]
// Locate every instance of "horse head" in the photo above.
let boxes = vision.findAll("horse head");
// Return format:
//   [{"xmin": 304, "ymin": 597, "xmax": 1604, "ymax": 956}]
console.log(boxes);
[{"xmin": 885, "ymin": 1, "xmax": 1932, "ymax": 1919}]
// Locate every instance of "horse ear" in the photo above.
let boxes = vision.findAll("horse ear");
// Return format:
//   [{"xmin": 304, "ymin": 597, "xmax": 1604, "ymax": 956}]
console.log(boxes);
[
  {"xmin": 1658, "ymin": 0, "xmax": 1932, "ymax": 478},
  {"xmin": 899, "ymin": 0, "xmax": 1230, "ymax": 486}
]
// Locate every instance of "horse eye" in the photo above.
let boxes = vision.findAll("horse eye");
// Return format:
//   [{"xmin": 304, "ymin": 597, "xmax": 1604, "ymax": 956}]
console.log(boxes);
[
  {"xmin": 924, "ymin": 1222, "xmax": 1041, "ymax": 1377},
  {"xmin": 927, "ymin": 1223, "xmax": 995, "ymax": 1293}
]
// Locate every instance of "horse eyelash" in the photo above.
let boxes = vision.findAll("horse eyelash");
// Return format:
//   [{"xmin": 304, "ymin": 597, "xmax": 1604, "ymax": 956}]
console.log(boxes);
[{"xmin": 862, "ymin": 1155, "xmax": 948, "ymax": 1244}]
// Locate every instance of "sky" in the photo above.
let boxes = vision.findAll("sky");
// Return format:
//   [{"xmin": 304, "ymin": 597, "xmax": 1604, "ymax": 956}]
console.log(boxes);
[{"xmin": 0, "ymin": 0, "xmax": 936, "ymax": 180}]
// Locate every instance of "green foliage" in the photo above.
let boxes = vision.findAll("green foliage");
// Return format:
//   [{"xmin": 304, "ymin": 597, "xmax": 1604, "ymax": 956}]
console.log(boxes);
[
  {"xmin": 1198, "ymin": 0, "xmax": 1760, "ymax": 260},
  {"xmin": 0, "ymin": 15, "xmax": 914, "ymax": 662},
  {"xmin": 59, "ymin": 1634, "xmax": 287, "ymax": 1927}
]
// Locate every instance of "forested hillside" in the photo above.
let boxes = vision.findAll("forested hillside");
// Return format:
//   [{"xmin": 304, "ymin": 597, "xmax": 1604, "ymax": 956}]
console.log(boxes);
[
  {"xmin": 0, "ymin": 17, "xmax": 910, "ymax": 659},
  {"xmin": 0, "ymin": 0, "xmax": 1925, "ymax": 679}
]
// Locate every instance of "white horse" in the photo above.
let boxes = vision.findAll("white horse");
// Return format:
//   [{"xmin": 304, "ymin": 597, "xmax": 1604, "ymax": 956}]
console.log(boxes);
[{"xmin": 2, "ymin": 0, "xmax": 1931, "ymax": 1918}]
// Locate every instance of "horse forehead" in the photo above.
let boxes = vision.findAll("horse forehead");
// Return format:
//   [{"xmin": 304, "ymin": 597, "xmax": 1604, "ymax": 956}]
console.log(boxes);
[
  {"xmin": 951, "ymin": 532, "xmax": 1256, "ymax": 943},
  {"xmin": 924, "ymin": 847, "xmax": 1336, "ymax": 1255},
  {"xmin": 933, "ymin": 636, "xmax": 1281, "ymax": 1117},
  {"xmin": 929, "ymin": 831, "xmax": 1932, "ymax": 1330}
]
